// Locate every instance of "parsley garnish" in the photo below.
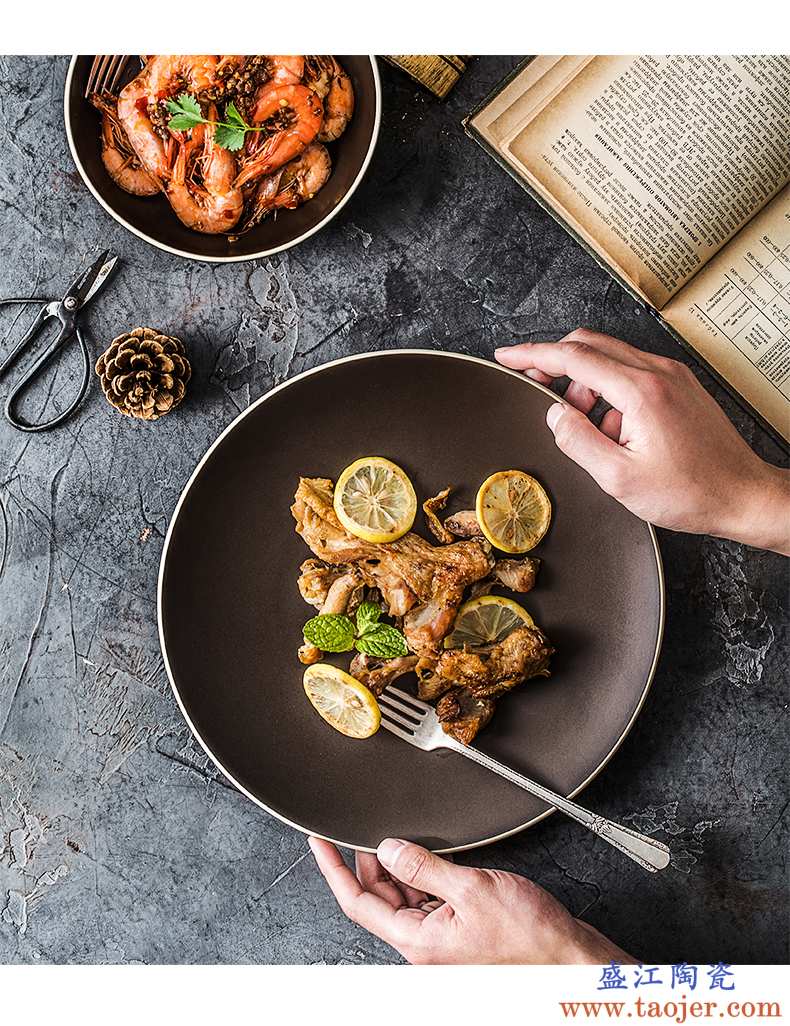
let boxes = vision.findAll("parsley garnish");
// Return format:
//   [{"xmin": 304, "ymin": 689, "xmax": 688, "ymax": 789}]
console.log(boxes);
[{"xmin": 165, "ymin": 94, "xmax": 263, "ymax": 152}]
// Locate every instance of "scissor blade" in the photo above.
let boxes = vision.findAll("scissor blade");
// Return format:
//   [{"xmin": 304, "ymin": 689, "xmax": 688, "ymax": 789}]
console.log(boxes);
[
  {"xmin": 63, "ymin": 251, "xmax": 118, "ymax": 310},
  {"xmin": 79, "ymin": 255, "xmax": 118, "ymax": 308}
]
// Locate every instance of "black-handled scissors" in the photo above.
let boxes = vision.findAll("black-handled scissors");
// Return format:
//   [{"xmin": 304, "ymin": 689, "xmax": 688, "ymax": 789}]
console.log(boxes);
[{"xmin": 0, "ymin": 250, "xmax": 119, "ymax": 432}]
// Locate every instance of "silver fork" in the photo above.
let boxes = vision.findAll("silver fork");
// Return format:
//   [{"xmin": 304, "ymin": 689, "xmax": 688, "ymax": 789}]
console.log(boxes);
[
  {"xmin": 379, "ymin": 686, "xmax": 671, "ymax": 872},
  {"xmin": 84, "ymin": 55, "xmax": 131, "ymax": 98}
]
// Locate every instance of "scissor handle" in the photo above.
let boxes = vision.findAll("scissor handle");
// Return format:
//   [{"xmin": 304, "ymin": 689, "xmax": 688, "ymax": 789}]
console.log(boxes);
[
  {"xmin": 0, "ymin": 299, "xmax": 52, "ymax": 379},
  {"xmin": 2, "ymin": 316, "xmax": 92, "ymax": 433}
]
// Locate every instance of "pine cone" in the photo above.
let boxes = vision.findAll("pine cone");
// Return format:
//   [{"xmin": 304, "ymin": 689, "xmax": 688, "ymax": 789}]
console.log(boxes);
[{"xmin": 95, "ymin": 327, "xmax": 191, "ymax": 421}]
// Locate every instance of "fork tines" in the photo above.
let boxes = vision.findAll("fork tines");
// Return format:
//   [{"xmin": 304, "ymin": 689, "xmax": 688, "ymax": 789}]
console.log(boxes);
[
  {"xmin": 387, "ymin": 685, "xmax": 431, "ymax": 713},
  {"xmin": 85, "ymin": 55, "xmax": 130, "ymax": 98},
  {"xmin": 378, "ymin": 686, "xmax": 430, "ymax": 742}
]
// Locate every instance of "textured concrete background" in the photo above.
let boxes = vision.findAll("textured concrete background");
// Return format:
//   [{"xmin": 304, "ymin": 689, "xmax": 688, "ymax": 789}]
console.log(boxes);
[{"xmin": 0, "ymin": 56, "xmax": 787, "ymax": 965}]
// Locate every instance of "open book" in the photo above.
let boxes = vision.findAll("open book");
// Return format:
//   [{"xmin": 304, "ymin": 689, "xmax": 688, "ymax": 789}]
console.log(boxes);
[{"xmin": 465, "ymin": 56, "xmax": 790, "ymax": 444}]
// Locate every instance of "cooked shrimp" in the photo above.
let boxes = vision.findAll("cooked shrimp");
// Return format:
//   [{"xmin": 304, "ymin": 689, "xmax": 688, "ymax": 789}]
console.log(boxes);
[
  {"xmin": 265, "ymin": 56, "xmax": 305, "ymax": 85},
  {"xmin": 166, "ymin": 110, "xmax": 243, "ymax": 233},
  {"xmin": 118, "ymin": 55, "xmax": 220, "ymax": 184},
  {"xmin": 90, "ymin": 93, "xmax": 159, "ymax": 196},
  {"xmin": 216, "ymin": 55, "xmax": 246, "ymax": 77},
  {"xmin": 243, "ymin": 142, "xmax": 331, "ymax": 231},
  {"xmin": 302, "ymin": 55, "xmax": 335, "ymax": 99},
  {"xmin": 234, "ymin": 83, "xmax": 323, "ymax": 188},
  {"xmin": 318, "ymin": 59, "xmax": 354, "ymax": 142},
  {"xmin": 275, "ymin": 142, "xmax": 332, "ymax": 206},
  {"xmin": 145, "ymin": 54, "xmax": 219, "ymax": 99},
  {"xmin": 248, "ymin": 169, "xmax": 285, "ymax": 219},
  {"xmin": 117, "ymin": 68, "xmax": 173, "ymax": 181}
]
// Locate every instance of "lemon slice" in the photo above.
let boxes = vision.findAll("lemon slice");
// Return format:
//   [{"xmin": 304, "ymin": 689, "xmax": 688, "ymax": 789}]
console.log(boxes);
[
  {"xmin": 333, "ymin": 457, "xmax": 417, "ymax": 544},
  {"xmin": 444, "ymin": 594, "xmax": 534, "ymax": 649},
  {"xmin": 475, "ymin": 470, "xmax": 551, "ymax": 553},
  {"xmin": 303, "ymin": 663, "xmax": 381, "ymax": 738}
]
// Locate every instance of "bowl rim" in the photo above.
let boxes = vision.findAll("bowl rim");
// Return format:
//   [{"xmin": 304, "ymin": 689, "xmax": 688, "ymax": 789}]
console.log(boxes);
[
  {"xmin": 157, "ymin": 348, "xmax": 666, "ymax": 853},
  {"xmin": 63, "ymin": 55, "xmax": 382, "ymax": 264}
]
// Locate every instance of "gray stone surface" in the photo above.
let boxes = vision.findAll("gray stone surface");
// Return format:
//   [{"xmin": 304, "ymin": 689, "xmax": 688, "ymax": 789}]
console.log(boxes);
[{"xmin": 0, "ymin": 55, "xmax": 787, "ymax": 965}]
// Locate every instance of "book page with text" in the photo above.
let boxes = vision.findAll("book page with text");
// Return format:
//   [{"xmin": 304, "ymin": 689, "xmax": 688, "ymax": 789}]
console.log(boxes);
[
  {"xmin": 505, "ymin": 56, "xmax": 790, "ymax": 310},
  {"xmin": 469, "ymin": 56, "xmax": 657, "ymax": 305},
  {"xmin": 664, "ymin": 187, "xmax": 790, "ymax": 442},
  {"xmin": 469, "ymin": 56, "xmax": 589, "ymax": 147}
]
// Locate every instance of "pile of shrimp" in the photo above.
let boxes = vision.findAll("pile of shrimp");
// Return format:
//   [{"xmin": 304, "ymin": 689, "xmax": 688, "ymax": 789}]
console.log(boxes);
[{"xmin": 90, "ymin": 55, "xmax": 354, "ymax": 235}]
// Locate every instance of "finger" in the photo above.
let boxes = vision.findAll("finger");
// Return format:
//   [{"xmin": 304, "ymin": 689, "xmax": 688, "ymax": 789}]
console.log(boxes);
[
  {"xmin": 400, "ymin": 884, "xmax": 432, "ymax": 907},
  {"xmin": 498, "ymin": 330, "xmax": 650, "ymax": 370},
  {"xmin": 496, "ymin": 340, "xmax": 640, "ymax": 409},
  {"xmin": 355, "ymin": 851, "xmax": 426, "ymax": 909},
  {"xmin": 377, "ymin": 839, "xmax": 475, "ymax": 903},
  {"xmin": 563, "ymin": 378, "xmax": 599, "ymax": 415},
  {"xmin": 546, "ymin": 403, "xmax": 631, "ymax": 497},
  {"xmin": 557, "ymin": 329, "xmax": 653, "ymax": 369},
  {"xmin": 599, "ymin": 407, "xmax": 623, "ymax": 442},
  {"xmin": 355, "ymin": 852, "xmax": 429, "ymax": 908},
  {"xmin": 512, "ymin": 362, "xmax": 601, "ymax": 415},
  {"xmin": 355, "ymin": 851, "xmax": 404, "ymax": 907},
  {"xmin": 523, "ymin": 367, "xmax": 554, "ymax": 386},
  {"xmin": 309, "ymin": 838, "xmax": 416, "ymax": 945},
  {"xmin": 497, "ymin": 332, "xmax": 646, "ymax": 371},
  {"xmin": 495, "ymin": 354, "xmax": 556, "ymax": 391},
  {"xmin": 516, "ymin": 365, "xmax": 601, "ymax": 415}
]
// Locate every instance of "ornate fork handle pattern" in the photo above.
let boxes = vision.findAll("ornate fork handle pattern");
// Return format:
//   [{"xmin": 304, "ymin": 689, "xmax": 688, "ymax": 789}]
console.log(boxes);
[{"xmin": 447, "ymin": 738, "xmax": 671, "ymax": 872}]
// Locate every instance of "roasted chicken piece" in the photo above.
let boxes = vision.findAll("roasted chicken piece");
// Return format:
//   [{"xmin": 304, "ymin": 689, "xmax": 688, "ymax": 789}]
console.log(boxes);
[
  {"xmin": 402, "ymin": 601, "xmax": 458, "ymax": 658},
  {"xmin": 422, "ymin": 487, "xmax": 455, "ymax": 545},
  {"xmin": 415, "ymin": 658, "xmax": 453, "ymax": 702},
  {"xmin": 293, "ymin": 478, "xmax": 415, "ymax": 614},
  {"xmin": 349, "ymin": 653, "xmax": 419, "ymax": 696},
  {"xmin": 292, "ymin": 477, "xmax": 494, "ymax": 656},
  {"xmin": 297, "ymin": 644, "xmax": 324, "ymax": 665},
  {"xmin": 297, "ymin": 558, "xmax": 364, "ymax": 611},
  {"xmin": 436, "ymin": 687, "xmax": 496, "ymax": 745},
  {"xmin": 298, "ymin": 558, "xmax": 346, "ymax": 608},
  {"xmin": 320, "ymin": 569, "xmax": 364, "ymax": 615},
  {"xmin": 297, "ymin": 563, "xmax": 364, "ymax": 664},
  {"xmin": 493, "ymin": 557, "xmax": 540, "ymax": 593},
  {"xmin": 443, "ymin": 515, "xmax": 541, "ymax": 590},
  {"xmin": 293, "ymin": 476, "xmax": 554, "ymax": 742},
  {"xmin": 443, "ymin": 512, "xmax": 540, "ymax": 591},
  {"xmin": 468, "ymin": 557, "xmax": 542, "ymax": 599},
  {"xmin": 444, "ymin": 509, "xmax": 484, "ymax": 539},
  {"xmin": 435, "ymin": 624, "xmax": 553, "ymax": 699}
]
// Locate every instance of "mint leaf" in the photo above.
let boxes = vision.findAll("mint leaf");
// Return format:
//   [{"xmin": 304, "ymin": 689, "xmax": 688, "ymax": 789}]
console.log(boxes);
[
  {"xmin": 214, "ymin": 124, "xmax": 246, "ymax": 151},
  {"xmin": 355, "ymin": 602, "xmax": 381, "ymax": 636},
  {"xmin": 355, "ymin": 624, "xmax": 409, "ymax": 659},
  {"xmin": 303, "ymin": 614, "xmax": 355, "ymax": 653}
]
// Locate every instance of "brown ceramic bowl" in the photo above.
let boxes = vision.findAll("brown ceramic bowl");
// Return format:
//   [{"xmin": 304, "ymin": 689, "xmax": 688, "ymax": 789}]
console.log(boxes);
[
  {"xmin": 64, "ymin": 56, "xmax": 380, "ymax": 262},
  {"xmin": 158, "ymin": 351, "xmax": 664, "ymax": 852}
]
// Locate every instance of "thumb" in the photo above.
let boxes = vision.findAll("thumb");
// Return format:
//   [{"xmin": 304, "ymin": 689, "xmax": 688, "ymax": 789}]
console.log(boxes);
[
  {"xmin": 546, "ymin": 402, "xmax": 630, "ymax": 497},
  {"xmin": 377, "ymin": 839, "xmax": 469, "ymax": 901}
]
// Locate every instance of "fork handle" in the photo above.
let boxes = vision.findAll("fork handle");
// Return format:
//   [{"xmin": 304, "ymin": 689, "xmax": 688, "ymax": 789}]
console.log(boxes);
[{"xmin": 449, "ymin": 741, "xmax": 671, "ymax": 873}]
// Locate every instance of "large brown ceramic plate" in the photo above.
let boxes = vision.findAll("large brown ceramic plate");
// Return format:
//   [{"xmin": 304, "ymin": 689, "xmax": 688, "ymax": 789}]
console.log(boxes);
[
  {"xmin": 64, "ymin": 56, "xmax": 380, "ymax": 262},
  {"xmin": 158, "ymin": 351, "xmax": 664, "ymax": 851}
]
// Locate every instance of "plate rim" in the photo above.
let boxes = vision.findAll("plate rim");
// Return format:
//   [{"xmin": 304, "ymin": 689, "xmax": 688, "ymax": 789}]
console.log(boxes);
[
  {"xmin": 157, "ymin": 349, "xmax": 666, "ymax": 853},
  {"xmin": 63, "ymin": 56, "xmax": 382, "ymax": 264}
]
